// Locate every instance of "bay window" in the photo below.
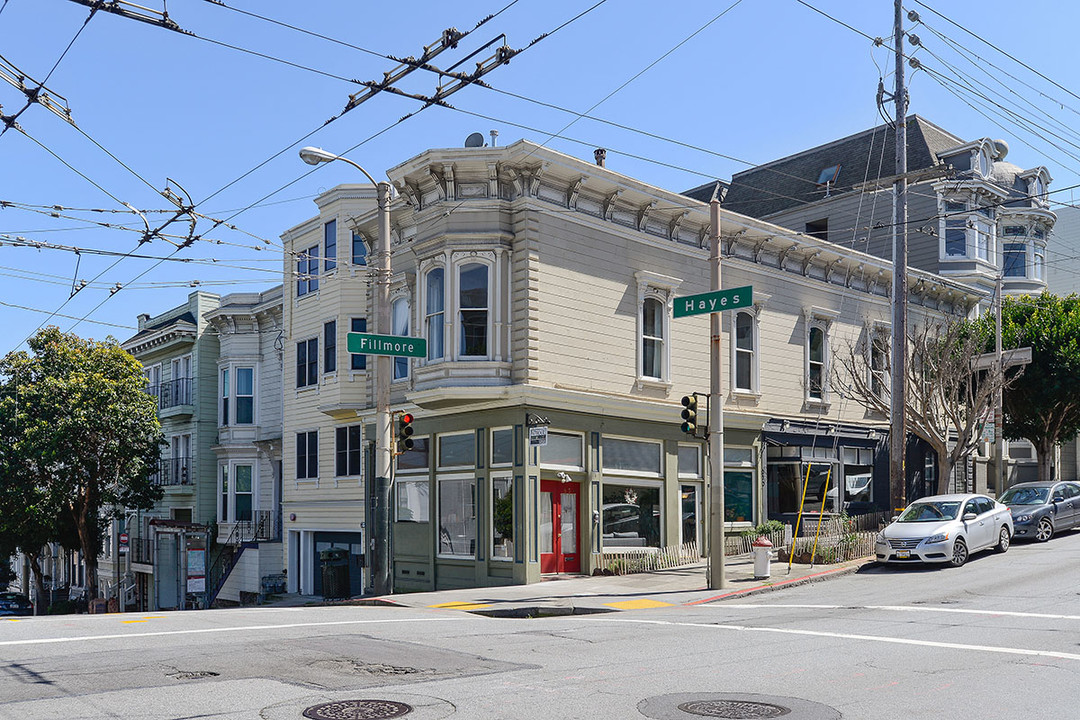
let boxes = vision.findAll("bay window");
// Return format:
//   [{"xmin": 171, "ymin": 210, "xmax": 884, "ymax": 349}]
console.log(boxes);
[{"xmin": 458, "ymin": 263, "xmax": 488, "ymax": 358}]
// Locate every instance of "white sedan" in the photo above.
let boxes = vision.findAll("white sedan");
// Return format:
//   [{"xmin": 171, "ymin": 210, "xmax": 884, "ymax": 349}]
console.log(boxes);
[{"xmin": 875, "ymin": 493, "xmax": 1013, "ymax": 567}]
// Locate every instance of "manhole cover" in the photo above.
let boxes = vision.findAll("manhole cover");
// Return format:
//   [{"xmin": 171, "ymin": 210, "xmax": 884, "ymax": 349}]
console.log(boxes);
[
  {"xmin": 302, "ymin": 699, "xmax": 413, "ymax": 719},
  {"xmin": 678, "ymin": 700, "xmax": 791, "ymax": 718}
]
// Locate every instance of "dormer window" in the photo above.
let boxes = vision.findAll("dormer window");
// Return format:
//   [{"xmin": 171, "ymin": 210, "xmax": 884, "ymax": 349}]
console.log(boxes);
[
  {"xmin": 816, "ymin": 165, "xmax": 841, "ymax": 186},
  {"xmin": 976, "ymin": 145, "xmax": 992, "ymax": 178}
]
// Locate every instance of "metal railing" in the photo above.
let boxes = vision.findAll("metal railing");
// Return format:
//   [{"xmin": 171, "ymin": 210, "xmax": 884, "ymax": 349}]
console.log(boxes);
[
  {"xmin": 145, "ymin": 378, "xmax": 193, "ymax": 409},
  {"xmin": 150, "ymin": 456, "xmax": 192, "ymax": 487},
  {"xmin": 233, "ymin": 510, "xmax": 282, "ymax": 543},
  {"xmin": 130, "ymin": 537, "xmax": 153, "ymax": 565}
]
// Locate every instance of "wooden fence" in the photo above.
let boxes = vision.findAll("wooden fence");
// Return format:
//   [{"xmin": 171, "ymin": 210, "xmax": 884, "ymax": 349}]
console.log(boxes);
[{"xmin": 592, "ymin": 541, "xmax": 701, "ymax": 575}]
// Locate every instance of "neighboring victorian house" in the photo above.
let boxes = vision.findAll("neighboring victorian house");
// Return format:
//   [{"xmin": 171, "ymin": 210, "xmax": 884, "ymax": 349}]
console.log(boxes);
[
  {"xmin": 279, "ymin": 139, "xmax": 980, "ymax": 594},
  {"xmin": 119, "ymin": 289, "xmax": 283, "ymax": 610},
  {"xmin": 698, "ymin": 115, "xmax": 1057, "ymax": 488},
  {"xmin": 203, "ymin": 286, "xmax": 285, "ymax": 604},
  {"xmin": 120, "ymin": 292, "xmax": 220, "ymax": 610}
]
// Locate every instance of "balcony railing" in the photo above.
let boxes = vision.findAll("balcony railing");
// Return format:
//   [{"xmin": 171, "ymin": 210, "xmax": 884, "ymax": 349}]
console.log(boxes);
[
  {"xmin": 233, "ymin": 510, "xmax": 282, "ymax": 543},
  {"xmin": 145, "ymin": 378, "xmax": 193, "ymax": 410},
  {"xmin": 130, "ymin": 537, "xmax": 153, "ymax": 565},
  {"xmin": 150, "ymin": 456, "xmax": 192, "ymax": 487}
]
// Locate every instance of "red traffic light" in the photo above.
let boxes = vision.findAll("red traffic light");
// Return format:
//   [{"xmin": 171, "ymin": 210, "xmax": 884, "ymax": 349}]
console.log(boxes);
[{"xmin": 400, "ymin": 412, "xmax": 414, "ymax": 424}]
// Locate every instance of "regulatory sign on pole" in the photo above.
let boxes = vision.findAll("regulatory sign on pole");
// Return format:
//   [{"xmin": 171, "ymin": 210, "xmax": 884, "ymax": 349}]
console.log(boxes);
[
  {"xmin": 529, "ymin": 426, "xmax": 548, "ymax": 447},
  {"xmin": 346, "ymin": 332, "xmax": 427, "ymax": 358},
  {"xmin": 673, "ymin": 286, "xmax": 753, "ymax": 318}
]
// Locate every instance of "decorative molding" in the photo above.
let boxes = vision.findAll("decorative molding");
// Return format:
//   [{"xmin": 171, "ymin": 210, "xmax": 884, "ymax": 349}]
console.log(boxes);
[
  {"xmin": 567, "ymin": 176, "xmax": 586, "ymax": 209},
  {"xmin": 636, "ymin": 200, "xmax": 656, "ymax": 231},
  {"xmin": 603, "ymin": 189, "xmax": 622, "ymax": 221}
]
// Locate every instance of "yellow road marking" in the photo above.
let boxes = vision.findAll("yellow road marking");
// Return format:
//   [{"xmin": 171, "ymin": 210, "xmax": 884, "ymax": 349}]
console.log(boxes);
[
  {"xmin": 122, "ymin": 620, "xmax": 148, "ymax": 624},
  {"xmin": 429, "ymin": 601, "xmax": 492, "ymax": 610},
  {"xmin": 604, "ymin": 599, "xmax": 673, "ymax": 610}
]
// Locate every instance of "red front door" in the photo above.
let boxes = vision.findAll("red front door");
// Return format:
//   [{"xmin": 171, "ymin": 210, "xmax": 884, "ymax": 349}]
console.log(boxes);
[{"xmin": 540, "ymin": 480, "xmax": 581, "ymax": 574}]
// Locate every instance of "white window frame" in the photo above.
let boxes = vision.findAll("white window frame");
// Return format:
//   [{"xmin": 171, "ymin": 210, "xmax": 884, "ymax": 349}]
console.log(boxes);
[
  {"xmin": 295, "ymin": 430, "xmax": 319, "ymax": 486},
  {"xmin": 334, "ymin": 424, "xmax": 364, "ymax": 485},
  {"xmin": 490, "ymin": 426, "xmax": 515, "ymax": 467},
  {"xmin": 677, "ymin": 443, "xmax": 703, "ymax": 479},
  {"xmin": 391, "ymin": 294, "xmax": 411, "ymax": 381},
  {"xmin": 601, "ymin": 434, "xmax": 663, "ymax": 478},
  {"xmin": 454, "ymin": 258, "xmax": 493, "ymax": 360},
  {"xmin": 803, "ymin": 307, "xmax": 838, "ymax": 406},
  {"xmin": 730, "ymin": 307, "xmax": 761, "ymax": 395},
  {"xmin": 234, "ymin": 365, "xmax": 255, "ymax": 425},
  {"xmin": 724, "ymin": 446, "xmax": 756, "ymax": 527},
  {"xmin": 867, "ymin": 322, "xmax": 890, "ymax": 403},
  {"xmin": 423, "ymin": 265, "xmax": 446, "ymax": 362},
  {"xmin": 538, "ymin": 430, "xmax": 586, "ymax": 472},
  {"xmin": 218, "ymin": 461, "xmax": 258, "ymax": 523},
  {"xmin": 634, "ymin": 271, "xmax": 680, "ymax": 388},
  {"xmin": 437, "ymin": 431, "xmax": 476, "ymax": 471}
]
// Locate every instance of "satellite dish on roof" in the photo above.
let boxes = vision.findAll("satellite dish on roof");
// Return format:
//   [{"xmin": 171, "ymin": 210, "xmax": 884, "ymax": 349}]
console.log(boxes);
[{"xmin": 464, "ymin": 132, "xmax": 485, "ymax": 148}]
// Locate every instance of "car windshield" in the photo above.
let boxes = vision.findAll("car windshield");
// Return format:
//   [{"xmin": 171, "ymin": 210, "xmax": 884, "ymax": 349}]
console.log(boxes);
[
  {"xmin": 897, "ymin": 501, "xmax": 961, "ymax": 522},
  {"xmin": 999, "ymin": 487, "xmax": 1049, "ymax": 505}
]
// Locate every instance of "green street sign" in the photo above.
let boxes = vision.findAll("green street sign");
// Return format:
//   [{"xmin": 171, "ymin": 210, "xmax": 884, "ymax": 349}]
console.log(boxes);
[
  {"xmin": 346, "ymin": 332, "xmax": 427, "ymax": 358},
  {"xmin": 673, "ymin": 285, "xmax": 753, "ymax": 318}
]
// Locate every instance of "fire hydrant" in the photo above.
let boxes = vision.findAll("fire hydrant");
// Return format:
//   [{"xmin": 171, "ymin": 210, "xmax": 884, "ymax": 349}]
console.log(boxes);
[{"xmin": 752, "ymin": 536, "xmax": 773, "ymax": 579}]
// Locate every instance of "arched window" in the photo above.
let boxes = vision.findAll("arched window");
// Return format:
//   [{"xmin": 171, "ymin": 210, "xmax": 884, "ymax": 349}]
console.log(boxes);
[
  {"xmin": 641, "ymin": 297, "xmax": 664, "ymax": 380},
  {"xmin": 734, "ymin": 311, "xmax": 755, "ymax": 392},
  {"xmin": 425, "ymin": 268, "xmax": 445, "ymax": 361},
  {"xmin": 392, "ymin": 297, "xmax": 410, "ymax": 380},
  {"xmin": 459, "ymin": 263, "xmax": 488, "ymax": 358}
]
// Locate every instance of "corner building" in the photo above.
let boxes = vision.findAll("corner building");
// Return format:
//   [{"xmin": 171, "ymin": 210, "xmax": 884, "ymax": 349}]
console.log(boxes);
[{"xmin": 281, "ymin": 140, "xmax": 981, "ymax": 593}]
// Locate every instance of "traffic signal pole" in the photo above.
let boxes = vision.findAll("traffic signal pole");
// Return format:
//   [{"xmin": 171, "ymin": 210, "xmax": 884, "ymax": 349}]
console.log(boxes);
[{"xmin": 707, "ymin": 198, "xmax": 726, "ymax": 590}]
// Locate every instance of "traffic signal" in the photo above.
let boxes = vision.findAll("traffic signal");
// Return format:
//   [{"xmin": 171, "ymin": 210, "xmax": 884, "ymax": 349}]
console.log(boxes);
[
  {"xmin": 396, "ymin": 412, "xmax": 415, "ymax": 453},
  {"xmin": 680, "ymin": 395, "xmax": 698, "ymax": 435}
]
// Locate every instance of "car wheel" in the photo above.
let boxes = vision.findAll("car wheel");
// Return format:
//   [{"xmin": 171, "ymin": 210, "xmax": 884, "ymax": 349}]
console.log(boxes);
[
  {"xmin": 995, "ymin": 526, "xmax": 1011, "ymax": 553},
  {"xmin": 949, "ymin": 538, "xmax": 968, "ymax": 567},
  {"xmin": 1035, "ymin": 517, "xmax": 1054, "ymax": 542}
]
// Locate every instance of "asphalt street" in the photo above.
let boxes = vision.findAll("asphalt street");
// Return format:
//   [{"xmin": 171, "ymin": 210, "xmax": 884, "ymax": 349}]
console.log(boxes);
[{"xmin": 2, "ymin": 531, "xmax": 1078, "ymax": 720}]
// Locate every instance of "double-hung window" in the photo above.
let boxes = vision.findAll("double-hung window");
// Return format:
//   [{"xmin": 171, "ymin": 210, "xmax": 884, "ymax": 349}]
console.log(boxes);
[
  {"xmin": 733, "ymin": 310, "xmax": 756, "ymax": 392},
  {"xmin": 323, "ymin": 219, "xmax": 337, "ymax": 273},
  {"xmin": 296, "ymin": 338, "xmax": 318, "ymax": 388},
  {"xmin": 324, "ymin": 321, "xmax": 337, "ymax": 373},
  {"xmin": 297, "ymin": 245, "xmax": 320, "ymax": 296},
  {"xmin": 220, "ymin": 368, "xmax": 230, "ymax": 426},
  {"xmin": 425, "ymin": 267, "xmax": 445, "ymax": 361},
  {"xmin": 335, "ymin": 425, "xmax": 363, "ymax": 478},
  {"xmin": 1003, "ymin": 243, "xmax": 1026, "ymax": 277},
  {"xmin": 943, "ymin": 201, "xmax": 967, "ymax": 257},
  {"xmin": 641, "ymin": 297, "xmax": 664, "ymax": 380},
  {"xmin": 869, "ymin": 328, "xmax": 889, "ymax": 401},
  {"xmin": 296, "ymin": 431, "xmax": 318, "ymax": 480},
  {"xmin": 235, "ymin": 367, "xmax": 254, "ymax": 424},
  {"xmin": 804, "ymin": 309, "xmax": 835, "ymax": 404},
  {"xmin": 459, "ymin": 263, "xmax": 488, "ymax": 358}
]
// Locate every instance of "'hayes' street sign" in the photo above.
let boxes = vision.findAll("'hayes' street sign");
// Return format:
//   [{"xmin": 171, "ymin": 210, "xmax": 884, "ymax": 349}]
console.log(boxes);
[
  {"xmin": 673, "ymin": 286, "xmax": 753, "ymax": 318},
  {"xmin": 347, "ymin": 332, "xmax": 427, "ymax": 358}
]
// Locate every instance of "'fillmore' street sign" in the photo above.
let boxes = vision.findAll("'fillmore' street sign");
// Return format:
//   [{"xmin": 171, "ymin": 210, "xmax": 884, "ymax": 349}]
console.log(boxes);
[
  {"xmin": 673, "ymin": 285, "xmax": 753, "ymax": 318},
  {"xmin": 347, "ymin": 332, "xmax": 427, "ymax": 358}
]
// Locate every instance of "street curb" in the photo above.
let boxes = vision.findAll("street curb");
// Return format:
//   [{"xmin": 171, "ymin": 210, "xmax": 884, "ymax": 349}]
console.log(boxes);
[{"xmin": 684, "ymin": 558, "xmax": 872, "ymax": 605}]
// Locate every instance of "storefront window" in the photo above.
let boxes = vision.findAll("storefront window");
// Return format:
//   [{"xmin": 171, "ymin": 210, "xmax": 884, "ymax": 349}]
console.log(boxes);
[
  {"xmin": 396, "ymin": 478, "xmax": 429, "ymax": 522},
  {"xmin": 768, "ymin": 461, "xmax": 836, "ymax": 515},
  {"xmin": 843, "ymin": 448, "xmax": 874, "ymax": 504},
  {"xmin": 724, "ymin": 471, "xmax": 753, "ymax": 523},
  {"xmin": 438, "ymin": 476, "xmax": 476, "ymax": 557},
  {"xmin": 492, "ymin": 477, "xmax": 513, "ymax": 559},
  {"xmin": 601, "ymin": 483, "xmax": 661, "ymax": 548},
  {"xmin": 539, "ymin": 432, "xmax": 583, "ymax": 469}
]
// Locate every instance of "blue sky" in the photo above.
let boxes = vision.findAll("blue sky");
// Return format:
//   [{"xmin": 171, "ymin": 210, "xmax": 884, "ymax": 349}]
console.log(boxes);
[{"xmin": 1, "ymin": 0, "xmax": 1078, "ymax": 353}]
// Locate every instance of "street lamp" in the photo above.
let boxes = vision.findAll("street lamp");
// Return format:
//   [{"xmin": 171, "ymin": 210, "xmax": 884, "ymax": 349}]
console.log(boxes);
[{"xmin": 299, "ymin": 146, "xmax": 394, "ymax": 596}]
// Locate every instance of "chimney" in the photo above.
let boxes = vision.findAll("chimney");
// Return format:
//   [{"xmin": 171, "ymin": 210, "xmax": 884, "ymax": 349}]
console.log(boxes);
[
  {"xmin": 594, "ymin": 148, "xmax": 606, "ymax": 167},
  {"xmin": 137, "ymin": 313, "xmax": 150, "ymax": 329},
  {"xmin": 490, "ymin": 129, "xmax": 499, "ymax": 147}
]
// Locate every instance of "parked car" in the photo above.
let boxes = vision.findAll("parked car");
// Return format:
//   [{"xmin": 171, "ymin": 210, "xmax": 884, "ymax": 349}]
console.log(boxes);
[
  {"xmin": 0, "ymin": 591, "xmax": 33, "ymax": 617},
  {"xmin": 875, "ymin": 493, "xmax": 1013, "ymax": 567},
  {"xmin": 1000, "ymin": 481, "xmax": 1080, "ymax": 542}
]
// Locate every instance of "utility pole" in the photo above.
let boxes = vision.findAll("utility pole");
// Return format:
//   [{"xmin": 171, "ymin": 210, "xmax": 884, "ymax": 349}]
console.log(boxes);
[
  {"xmin": 994, "ymin": 273, "xmax": 1004, "ymax": 494},
  {"xmin": 707, "ymin": 199, "xmax": 726, "ymax": 590},
  {"xmin": 372, "ymin": 181, "xmax": 393, "ymax": 596},
  {"xmin": 889, "ymin": 0, "xmax": 909, "ymax": 513}
]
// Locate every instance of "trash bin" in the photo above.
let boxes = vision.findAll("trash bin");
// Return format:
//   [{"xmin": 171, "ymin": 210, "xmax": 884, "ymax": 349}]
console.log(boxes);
[
  {"xmin": 320, "ymin": 548, "xmax": 350, "ymax": 600},
  {"xmin": 752, "ymin": 536, "xmax": 773, "ymax": 579}
]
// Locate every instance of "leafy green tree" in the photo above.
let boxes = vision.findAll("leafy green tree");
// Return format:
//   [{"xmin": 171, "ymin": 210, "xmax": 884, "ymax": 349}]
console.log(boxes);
[
  {"xmin": 990, "ymin": 294, "xmax": 1080, "ymax": 482},
  {"xmin": 0, "ymin": 327, "xmax": 163, "ymax": 600}
]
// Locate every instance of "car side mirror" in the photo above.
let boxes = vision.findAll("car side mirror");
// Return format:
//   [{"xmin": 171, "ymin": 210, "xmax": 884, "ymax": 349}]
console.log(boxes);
[
  {"xmin": 1052, "ymin": 495, "xmax": 1064, "ymax": 503},
  {"xmin": 962, "ymin": 512, "xmax": 977, "ymax": 521}
]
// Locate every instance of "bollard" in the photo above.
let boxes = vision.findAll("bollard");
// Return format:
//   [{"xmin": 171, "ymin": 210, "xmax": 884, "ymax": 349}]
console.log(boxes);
[{"xmin": 752, "ymin": 536, "xmax": 773, "ymax": 579}]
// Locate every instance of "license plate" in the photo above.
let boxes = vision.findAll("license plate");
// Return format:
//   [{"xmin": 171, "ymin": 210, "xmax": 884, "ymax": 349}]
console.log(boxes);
[{"xmin": 896, "ymin": 550, "xmax": 910, "ymax": 559}]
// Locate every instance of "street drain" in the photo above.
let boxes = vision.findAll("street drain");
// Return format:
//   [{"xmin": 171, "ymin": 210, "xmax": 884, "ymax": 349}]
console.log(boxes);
[
  {"xmin": 301, "ymin": 699, "xmax": 413, "ymax": 719},
  {"xmin": 678, "ymin": 699, "xmax": 791, "ymax": 718},
  {"xmin": 166, "ymin": 670, "xmax": 219, "ymax": 680}
]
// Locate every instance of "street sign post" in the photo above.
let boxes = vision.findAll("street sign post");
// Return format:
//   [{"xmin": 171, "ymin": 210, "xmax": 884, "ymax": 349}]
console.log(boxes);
[
  {"xmin": 346, "ymin": 332, "xmax": 427, "ymax": 358},
  {"xmin": 673, "ymin": 286, "xmax": 753, "ymax": 318}
]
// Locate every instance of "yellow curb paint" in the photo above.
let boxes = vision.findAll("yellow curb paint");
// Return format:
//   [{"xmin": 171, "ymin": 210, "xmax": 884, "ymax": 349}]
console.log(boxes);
[
  {"xmin": 429, "ymin": 601, "xmax": 492, "ymax": 610},
  {"xmin": 604, "ymin": 599, "xmax": 674, "ymax": 610}
]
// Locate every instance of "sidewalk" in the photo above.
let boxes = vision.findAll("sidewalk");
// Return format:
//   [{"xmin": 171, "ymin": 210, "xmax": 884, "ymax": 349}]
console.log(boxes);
[{"xmin": 272, "ymin": 554, "xmax": 872, "ymax": 616}]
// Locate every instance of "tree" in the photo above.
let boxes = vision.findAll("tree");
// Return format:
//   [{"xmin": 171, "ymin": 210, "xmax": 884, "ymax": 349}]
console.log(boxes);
[
  {"xmin": 836, "ymin": 318, "xmax": 1011, "ymax": 495},
  {"xmin": 0, "ymin": 327, "xmax": 163, "ymax": 600},
  {"xmin": 977, "ymin": 294, "xmax": 1080, "ymax": 482}
]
